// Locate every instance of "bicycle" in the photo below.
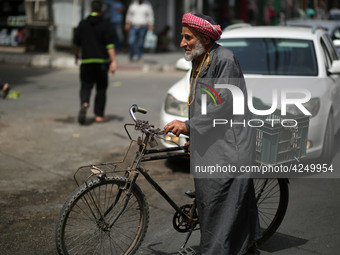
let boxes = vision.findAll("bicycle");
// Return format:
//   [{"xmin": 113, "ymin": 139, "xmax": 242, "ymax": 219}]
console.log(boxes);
[{"xmin": 55, "ymin": 104, "xmax": 289, "ymax": 255}]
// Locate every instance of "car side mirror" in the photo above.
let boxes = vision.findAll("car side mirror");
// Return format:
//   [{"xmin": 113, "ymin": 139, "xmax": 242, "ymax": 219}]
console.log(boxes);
[
  {"xmin": 333, "ymin": 40, "xmax": 340, "ymax": 57},
  {"xmin": 333, "ymin": 39, "xmax": 340, "ymax": 47},
  {"xmin": 329, "ymin": 60, "xmax": 340, "ymax": 74},
  {"xmin": 176, "ymin": 57, "xmax": 192, "ymax": 71}
]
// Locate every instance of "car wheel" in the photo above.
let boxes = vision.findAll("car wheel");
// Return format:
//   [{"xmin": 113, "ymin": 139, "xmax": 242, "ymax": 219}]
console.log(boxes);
[{"xmin": 320, "ymin": 112, "xmax": 334, "ymax": 163}]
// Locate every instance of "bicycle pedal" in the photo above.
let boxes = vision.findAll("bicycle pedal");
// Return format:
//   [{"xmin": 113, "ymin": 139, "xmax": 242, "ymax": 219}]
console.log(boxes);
[{"xmin": 178, "ymin": 247, "xmax": 196, "ymax": 255}]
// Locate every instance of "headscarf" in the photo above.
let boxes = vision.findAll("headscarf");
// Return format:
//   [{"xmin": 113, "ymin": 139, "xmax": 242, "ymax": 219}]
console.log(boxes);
[{"xmin": 182, "ymin": 12, "xmax": 222, "ymax": 41}]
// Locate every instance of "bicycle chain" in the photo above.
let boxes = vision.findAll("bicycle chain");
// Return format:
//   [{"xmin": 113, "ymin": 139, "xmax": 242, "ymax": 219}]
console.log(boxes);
[{"xmin": 173, "ymin": 204, "xmax": 198, "ymax": 233}]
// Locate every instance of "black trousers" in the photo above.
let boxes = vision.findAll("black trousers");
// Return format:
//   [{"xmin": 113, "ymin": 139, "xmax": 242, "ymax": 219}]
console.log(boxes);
[{"xmin": 80, "ymin": 63, "xmax": 109, "ymax": 117}]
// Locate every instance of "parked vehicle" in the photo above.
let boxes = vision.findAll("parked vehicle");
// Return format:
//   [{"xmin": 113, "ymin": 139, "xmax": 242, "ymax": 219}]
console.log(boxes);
[
  {"xmin": 328, "ymin": 8, "xmax": 340, "ymax": 20},
  {"xmin": 160, "ymin": 26, "xmax": 340, "ymax": 163},
  {"xmin": 284, "ymin": 19, "xmax": 340, "ymax": 55}
]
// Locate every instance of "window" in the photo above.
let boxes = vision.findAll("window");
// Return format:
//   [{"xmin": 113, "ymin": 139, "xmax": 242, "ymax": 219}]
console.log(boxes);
[{"xmin": 218, "ymin": 38, "xmax": 318, "ymax": 76}]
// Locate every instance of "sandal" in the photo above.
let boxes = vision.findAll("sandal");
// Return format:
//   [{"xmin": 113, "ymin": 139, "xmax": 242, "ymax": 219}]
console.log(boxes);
[{"xmin": 95, "ymin": 116, "xmax": 109, "ymax": 123}]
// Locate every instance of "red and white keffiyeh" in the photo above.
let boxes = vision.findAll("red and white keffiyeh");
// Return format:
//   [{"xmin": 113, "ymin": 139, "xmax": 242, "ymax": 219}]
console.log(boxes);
[{"xmin": 182, "ymin": 12, "xmax": 222, "ymax": 41}]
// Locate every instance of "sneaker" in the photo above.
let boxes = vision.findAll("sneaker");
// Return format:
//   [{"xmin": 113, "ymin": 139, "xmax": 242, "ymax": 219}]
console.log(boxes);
[{"xmin": 78, "ymin": 105, "xmax": 87, "ymax": 125}]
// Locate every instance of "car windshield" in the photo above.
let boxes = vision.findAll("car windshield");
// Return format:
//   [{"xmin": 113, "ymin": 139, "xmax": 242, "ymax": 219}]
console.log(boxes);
[{"xmin": 219, "ymin": 38, "xmax": 318, "ymax": 76}]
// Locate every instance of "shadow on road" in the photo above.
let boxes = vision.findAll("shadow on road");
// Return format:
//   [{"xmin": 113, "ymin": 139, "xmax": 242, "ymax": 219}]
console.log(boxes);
[
  {"xmin": 165, "ymin": 158, "xmax": 190, "ymax": 174},
  {"xmin": 0, "ymin": 65, "xmax": 55, "ymax": 87},
  {"xmin": 259, "ymin": 232, "xmax": 308, "ymax": 253},
  {"xmin": 143, "ymin": 242, "xmax": 200, "ymax": 255},
  {"xmin": 54, "ymin": 114, "xmax": 124, "ymax": 125}
]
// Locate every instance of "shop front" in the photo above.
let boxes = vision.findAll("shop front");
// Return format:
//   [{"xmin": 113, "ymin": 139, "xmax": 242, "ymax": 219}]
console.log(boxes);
[
  {"xmin": 0, "ymin": 0, "xmax": 52, "ymax": 53},
  {"xmin": 0, "ymin": 0, "xmax": 26, "ymax": 52}
]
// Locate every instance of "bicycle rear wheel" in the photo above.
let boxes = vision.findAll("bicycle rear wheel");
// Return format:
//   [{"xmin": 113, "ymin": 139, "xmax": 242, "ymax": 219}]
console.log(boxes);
[
  {"xmin": 254, "ymin": 178, "xmax": 289, "ymax": 245},
  {"xmin": 55, "ymin": 175, "xmax": 149, "ymax": 255}
]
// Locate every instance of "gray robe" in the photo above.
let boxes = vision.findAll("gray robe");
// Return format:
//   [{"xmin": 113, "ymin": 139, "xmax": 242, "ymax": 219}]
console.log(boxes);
[{"xmin": 186, "ymin": 43, "xmax": 259, "ymax": 254}]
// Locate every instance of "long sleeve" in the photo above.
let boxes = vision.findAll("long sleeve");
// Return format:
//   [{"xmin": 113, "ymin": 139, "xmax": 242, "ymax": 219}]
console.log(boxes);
[
  {"xmin": 125, "ymin": 4, "xmax": 133, "ymax": 24},
  {"xmin": 73, "ymin": 21, "xmax": 82, "ymax": 47},
  {"xmin": 146, "ymin": 3, "xmax": 154, "ymax": 25}
]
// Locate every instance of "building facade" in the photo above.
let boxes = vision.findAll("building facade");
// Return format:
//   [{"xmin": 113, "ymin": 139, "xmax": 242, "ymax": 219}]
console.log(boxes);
[{"xmin": 1, "ymin": 0, "xmax": 339, "ymax": 52}]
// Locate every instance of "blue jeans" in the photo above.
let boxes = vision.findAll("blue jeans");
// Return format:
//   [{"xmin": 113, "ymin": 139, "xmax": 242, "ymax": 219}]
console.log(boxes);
[
  {"xmin": 113, "ymin": 23, "xmax": 123, "ymax": 51},
  {"xmin": 128, "ymin": 26, "xmax": 147, "ymax": 61}
]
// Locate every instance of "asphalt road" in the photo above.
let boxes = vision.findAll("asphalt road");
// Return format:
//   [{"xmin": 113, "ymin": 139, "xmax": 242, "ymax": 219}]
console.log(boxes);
[{"xmin": 0, "ymin": 65, "xmax": 340, "ymax": 255}]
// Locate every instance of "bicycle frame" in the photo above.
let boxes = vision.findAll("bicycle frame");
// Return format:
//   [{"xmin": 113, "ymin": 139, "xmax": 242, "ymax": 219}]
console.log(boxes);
[{"xmin": 123, "ymin": 122, "xmax": 192, "ymax": 222}]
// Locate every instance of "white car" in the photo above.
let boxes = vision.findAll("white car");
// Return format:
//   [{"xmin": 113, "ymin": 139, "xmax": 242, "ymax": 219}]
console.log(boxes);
[
  {"xmin": 160, "ymin": 26, "xmax": 340, "ymax": 163},
  {"xmin": 284, "ymin": 19, "xmax": 340, "ymax": 55}
]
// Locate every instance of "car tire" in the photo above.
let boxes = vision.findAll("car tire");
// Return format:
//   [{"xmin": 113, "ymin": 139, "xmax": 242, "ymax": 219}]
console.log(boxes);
[{"xmin": 320, "ymin": 112, "xmax": 334, "ymax": 163}]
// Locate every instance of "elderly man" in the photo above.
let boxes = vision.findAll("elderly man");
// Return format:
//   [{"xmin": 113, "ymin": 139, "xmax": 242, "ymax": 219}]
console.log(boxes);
[{"xmin": 164, "ymin": 13, "xmax": 259, "ymax": 255}]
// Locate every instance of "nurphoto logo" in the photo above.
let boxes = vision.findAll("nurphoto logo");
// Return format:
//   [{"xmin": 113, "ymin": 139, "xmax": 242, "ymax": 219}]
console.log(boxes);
[{"xmin": 200, "ymin": 84, "xmax": 312, "ymax": 128}]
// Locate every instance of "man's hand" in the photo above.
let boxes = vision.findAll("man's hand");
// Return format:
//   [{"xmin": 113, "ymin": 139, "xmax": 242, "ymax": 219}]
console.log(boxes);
[
  {"xmin": 107, "ymin": 48, "xmax": 117, "ymax": 73},
  {"xmin": 163, "ymin": 120, "xmax": 189, "ymax": 137},
  {"xmin": 125, "ymin": 23, "xmax": 131, "ymax": 31},
  {"xmin": 184, "ymin": 141, "xmax": 190, "ymax": 154},
  {"xmin": 74, "ymin": 47, "xmax": 80, "ymax": 65},
  {"xmin": 148, "ymin": 25, "xmax": 154, "ymax": 31},
  {"xmin": 109, "ymin": 60, "xmax": 117, "ymax": 73}
]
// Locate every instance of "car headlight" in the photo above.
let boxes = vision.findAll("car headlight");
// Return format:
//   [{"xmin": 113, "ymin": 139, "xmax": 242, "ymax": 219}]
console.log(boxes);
[
  {"xmin": 164, "ymin": 94, "xmax": 188, "ymax": 117},
  {"xmin": 286, "ymin": 98, "xmax": 320, "ymax": 117}
]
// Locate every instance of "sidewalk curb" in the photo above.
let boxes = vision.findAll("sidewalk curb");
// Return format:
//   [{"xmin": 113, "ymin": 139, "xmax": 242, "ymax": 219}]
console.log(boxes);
[{"xmin": 0, "ymin": 51, "xmax": 181, "ymax": 72}]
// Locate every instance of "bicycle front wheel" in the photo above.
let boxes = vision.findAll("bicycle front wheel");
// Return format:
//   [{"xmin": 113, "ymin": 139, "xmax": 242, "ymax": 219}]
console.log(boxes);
[
  {"xmin": 55, "ymin": 175, "xmax": 149, "ymax": 255},
  {"xmin": 254, "ymin": 178, "xmax": 289, "ymax": 245}
]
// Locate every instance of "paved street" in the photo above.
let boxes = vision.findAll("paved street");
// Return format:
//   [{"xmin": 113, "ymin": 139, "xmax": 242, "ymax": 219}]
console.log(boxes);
[{"xmin": 0, "ymin": 65, "xmax": 340, "ymax": 255}]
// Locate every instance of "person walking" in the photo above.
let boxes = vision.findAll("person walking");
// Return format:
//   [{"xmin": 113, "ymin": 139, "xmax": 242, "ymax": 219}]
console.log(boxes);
[
  {"xmin": 163, "ymin": 13, "xmax": 260, "ymax": 255},
  {"xmin": 104, "ymin": 0, "xmax": 125, "ymax": 52},
  {"xmin": 264, "ymin": 1, "xmax": 276, "ymax": 25},
  {"xmin": 74, "ymin": 0, "xmax": 117, "ymax": 125},
  {"xmin": 125, "ymin": 0, "xmax": 154, "ymax": 62}
]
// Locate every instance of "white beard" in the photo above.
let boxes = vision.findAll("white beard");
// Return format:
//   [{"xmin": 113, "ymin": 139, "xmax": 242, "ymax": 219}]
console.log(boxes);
[{"xmin": 184, "ymin": 40, "xmax": 206, "ymax": 61}]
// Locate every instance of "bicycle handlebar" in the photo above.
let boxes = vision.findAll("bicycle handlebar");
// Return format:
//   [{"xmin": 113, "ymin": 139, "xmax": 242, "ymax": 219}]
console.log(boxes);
[
  {"xmin": 130, "ymin": 104, "xmax": 147, "ymax": 122},
  {"xmin": 128, "ymin": 104, "xmax": 184, "ymax": 148}
]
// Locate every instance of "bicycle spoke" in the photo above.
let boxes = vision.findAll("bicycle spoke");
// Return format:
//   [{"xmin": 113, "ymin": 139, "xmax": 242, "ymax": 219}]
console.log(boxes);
[
  {"xmin": 67, "ymin": 228, "xmax": 99, "ymax": 253},
  {"xmin": 57, "ymin": 177, "xmax": 149, "ymax": 255},
  {"xmin": 253, "ymin": 179, "xmax": 289, "ymax": 245}
]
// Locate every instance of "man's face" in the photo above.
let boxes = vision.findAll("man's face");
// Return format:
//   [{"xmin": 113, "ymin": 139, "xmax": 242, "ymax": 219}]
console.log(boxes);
[{"xmin": 180, "ymin": 26, "xmax": 205, "ymax": 61}]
